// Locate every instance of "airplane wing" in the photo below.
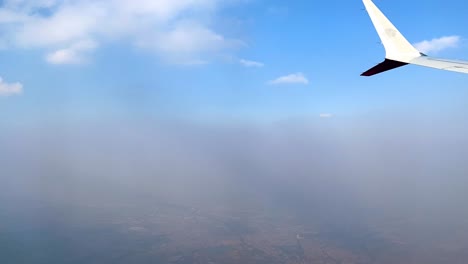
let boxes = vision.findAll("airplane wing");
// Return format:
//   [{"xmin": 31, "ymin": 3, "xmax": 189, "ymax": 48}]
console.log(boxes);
[{"xmin": 361, "ymin": 0, "xmax": 468, "ymax": 76}]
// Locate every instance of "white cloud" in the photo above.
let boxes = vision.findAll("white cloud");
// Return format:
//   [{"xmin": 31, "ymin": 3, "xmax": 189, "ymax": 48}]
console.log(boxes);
[
  {"xmin": 0, "ymin": 0, "xmax": 243, "ymax": 65},
  {"xmin": 0, "ymin": 77, "xmax": 23, "ymax": 96},
  {"xmin": 414, "ymin": 36, "xmax": 461, "ymax": 54},
  {"xmin": 268, "ymin": 73, "xmax": 309, "ymax": 85},
  {"xmin": 320, "ymin": 113, "xmax": 333, "ymax": 118},
  {"xmin": 0, "ymin": 9, "xmax": 29, "ymax": 23},
  {"xmin": 2, "ymin": 0, "xmax": 61, "ymax": 10},
  {"xmin": 15, "ymin": 4, "xmax": 103, "ymax": 48},
  {"xmin": 240, "ymin": 59, "xmax": 264, "ymax": 68},
  {"xmin": 46, "ymin": 39, "xmax": 98, "ymax": 64},
  {"xmin": 136, "ymin": 21, "xmax": 243, "ymax": 64}
]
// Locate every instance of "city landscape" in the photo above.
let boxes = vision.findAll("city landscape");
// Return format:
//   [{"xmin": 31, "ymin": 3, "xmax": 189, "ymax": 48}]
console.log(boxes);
[{"xmin": 2, "ymin": 193, "xmax": 468, "ymax": 264}]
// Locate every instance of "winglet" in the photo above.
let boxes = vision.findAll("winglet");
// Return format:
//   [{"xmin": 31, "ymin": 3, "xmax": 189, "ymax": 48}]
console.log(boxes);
[
  {"xmin": 361, "ymin": 0, "xmax": 422, "ymax": 76},
  {"xmin": 361, "ymin": 59, "xmax": 408, "ymax": 76}
]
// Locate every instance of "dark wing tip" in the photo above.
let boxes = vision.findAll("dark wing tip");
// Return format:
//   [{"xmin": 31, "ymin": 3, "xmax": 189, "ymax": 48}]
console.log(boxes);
[{"xmin": 361, "ymin": 59, "xmax": 408, "ymax": 76}]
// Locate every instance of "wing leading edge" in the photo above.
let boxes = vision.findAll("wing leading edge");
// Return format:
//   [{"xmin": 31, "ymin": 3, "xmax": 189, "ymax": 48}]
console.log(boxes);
[{"xmin": 361, "ymin": 0, "xmax": 468, "ymax": 76}]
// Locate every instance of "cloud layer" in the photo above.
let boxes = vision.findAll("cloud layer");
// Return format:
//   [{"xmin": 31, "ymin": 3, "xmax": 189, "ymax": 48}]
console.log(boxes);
[
  {"xmin": 2, "ymin": 118, "xmax": 468, "ymax": 259},
  {"xmin": 414, "ymin": 36, "xmax": 461, "ymax": 54},
  {"xmin": 0, "ymin": 0, "xmax": 243, "ymax": 64},
  {"xmin": 0, "ymin": 77, "xmax": 23, "ymax": 96}
]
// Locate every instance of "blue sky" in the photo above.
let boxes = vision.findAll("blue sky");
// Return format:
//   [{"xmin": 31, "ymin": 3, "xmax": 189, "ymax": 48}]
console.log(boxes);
[{"xmin": 0, "ymin": 0, "xmax": 468, "ymax": 125}]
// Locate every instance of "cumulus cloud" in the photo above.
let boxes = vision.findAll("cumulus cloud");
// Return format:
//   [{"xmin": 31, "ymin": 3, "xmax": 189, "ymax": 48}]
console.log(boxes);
[
  {"xmin": 46, "ymin": 39, "xmax": 98, "ymax": 64},
  {"xmin": 239, "ymin": 59, "xmax": 264, "ymax": 68},
  {"xmin": 414, "ymin": 36, "xmax": 461, "ymax": 54},
  {"xmin": 0, "ymin": 0, "xmax": 244, "ymax": 64},
  {"xmin": 0, "ymin": 77, "xmax": 23, "ymax": 96},
  {"xmin": 268, "ymin": 73, "xmax": 309, "ymax": 85}
]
